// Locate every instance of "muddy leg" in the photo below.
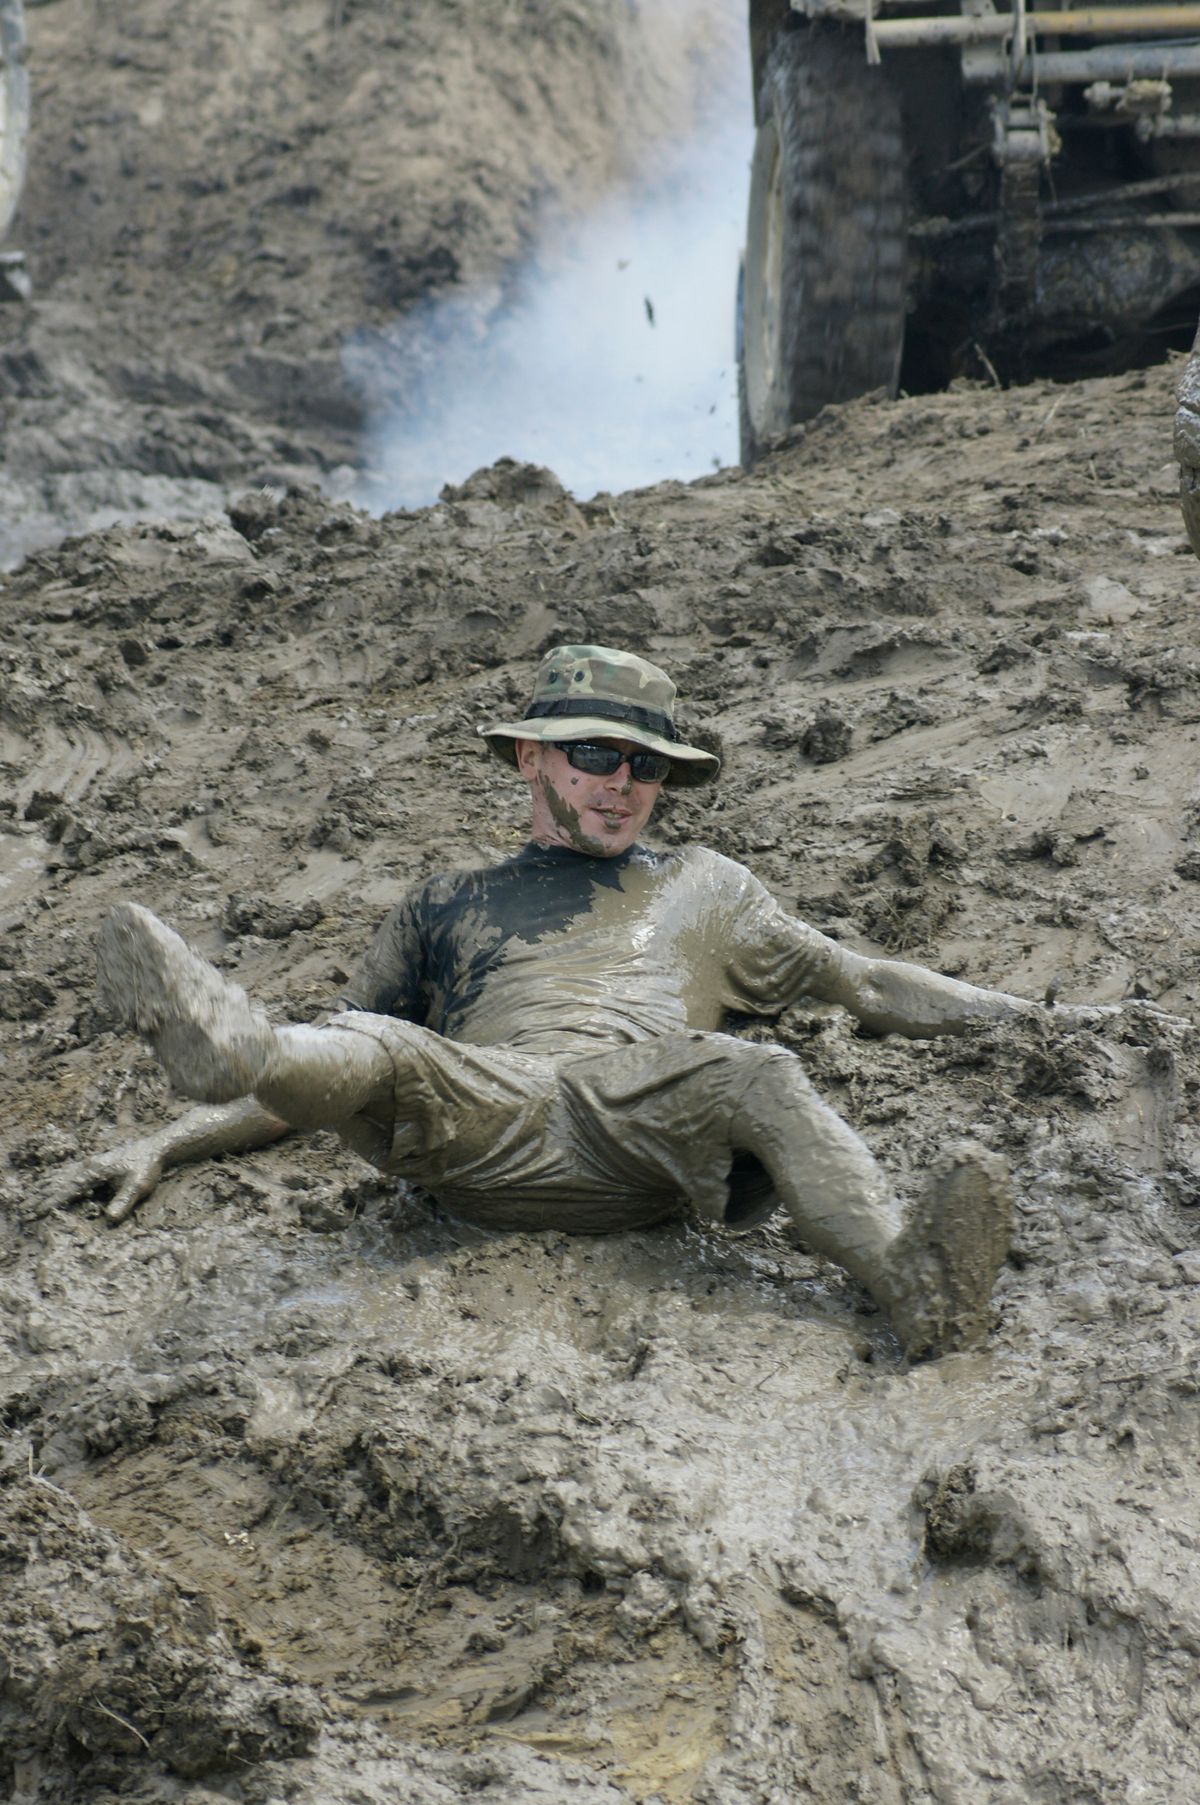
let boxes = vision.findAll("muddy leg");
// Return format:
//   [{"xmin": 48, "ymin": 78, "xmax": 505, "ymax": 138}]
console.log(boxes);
[
  {"xmin": 96, "ymin": 902, "xmax": 395, "ymax": 1127},
  {"xmin": 724, "ymin": 1051, "xmax": 1010, "ymax": 1358},
  {"xmin": 724, "ymin": 1054, "xmax": 902, "ymax": 1279}
]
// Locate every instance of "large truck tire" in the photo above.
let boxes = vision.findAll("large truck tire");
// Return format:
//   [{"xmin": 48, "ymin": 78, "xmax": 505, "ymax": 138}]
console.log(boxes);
[
  {"xmin": 0, "ymin": 0, "xmax": 29, "ymax": 245},
  {"xmin": 739, "ymin": 24, "xmax": 906, "ymax": 466},
  {"xmin": 1178, "ymin": 322, "xmax": 1200, "ymax": 560}
]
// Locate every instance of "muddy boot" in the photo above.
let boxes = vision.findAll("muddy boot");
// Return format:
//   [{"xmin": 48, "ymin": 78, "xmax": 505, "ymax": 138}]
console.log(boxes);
[
  {"xmin": 96, "ymin": 902, "xmax": 277, "ymax": 1104},
  {"xmin": 1176, "ymin": 332, "xmax": 1200, "ymax": 560},
  {"xmin": 878, "ymin": 1142, "xmax": 1011, "ymax": 1360}
]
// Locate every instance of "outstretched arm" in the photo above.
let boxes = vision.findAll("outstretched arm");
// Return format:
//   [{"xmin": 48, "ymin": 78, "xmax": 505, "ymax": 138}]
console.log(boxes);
[
  {"xmin": 722, "ymin": 861, "xmax": 1052, "ymax": 1036},
  {"xmin": 719, "ymin": 860, "xmax": 1138, "ymax": 1039},
  {"xmin": 50, "ymin": 1098, "xmax": 289, "ymax": 1224},
  {"xmin": 805, "ymin": 941, "xmax": 1036, "ymax": 1038}
]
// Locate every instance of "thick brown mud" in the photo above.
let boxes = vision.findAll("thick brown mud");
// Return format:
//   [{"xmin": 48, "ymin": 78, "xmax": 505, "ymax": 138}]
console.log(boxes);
[
  {"xmin": 3, "ymin": 367, "xmax": 1199, "ymax": 1802},
  {"xmin": 3, "ymin": 2, "xmax": 1200, "ymax": 1801}
]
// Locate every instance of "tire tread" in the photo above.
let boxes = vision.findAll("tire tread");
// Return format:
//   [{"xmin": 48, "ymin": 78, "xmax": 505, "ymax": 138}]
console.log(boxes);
[{"xmin": 752, "ymin": 25, "xmax": 906, "ymax": 437}]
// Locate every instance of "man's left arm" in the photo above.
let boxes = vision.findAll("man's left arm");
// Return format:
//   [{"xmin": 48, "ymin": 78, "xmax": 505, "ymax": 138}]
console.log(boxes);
[
  {"xmin": 721, "ymin": 864, "xmax": 1063, "ymax": 1039},
  {"xmin": 805, "ymin": 940, "xmax": 1037, "ymax": 1038}
]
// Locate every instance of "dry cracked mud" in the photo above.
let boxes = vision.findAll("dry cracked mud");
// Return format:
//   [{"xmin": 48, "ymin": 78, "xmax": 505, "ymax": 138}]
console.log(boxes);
[{"xmin": 3, "ymin": 4, "xmax": 1200, "ymax": 1804}]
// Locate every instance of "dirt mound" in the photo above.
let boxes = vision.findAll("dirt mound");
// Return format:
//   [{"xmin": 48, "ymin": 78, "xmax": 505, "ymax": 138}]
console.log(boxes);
[{"xmin": 2, "ymin": 0, "xmax": 1200, "ymax": 1797}]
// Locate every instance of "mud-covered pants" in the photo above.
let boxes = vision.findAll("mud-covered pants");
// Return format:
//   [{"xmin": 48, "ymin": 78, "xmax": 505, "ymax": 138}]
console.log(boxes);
[{"xmin": 322, "ymin": 1014, "xmax": 903, "ymax": 1297}]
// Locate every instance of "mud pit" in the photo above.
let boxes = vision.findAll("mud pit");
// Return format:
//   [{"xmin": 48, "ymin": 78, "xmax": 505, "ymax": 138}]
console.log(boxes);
[{"xmin": 4, "ymin": 5, "xmax": 1200, "ymax": 1804}]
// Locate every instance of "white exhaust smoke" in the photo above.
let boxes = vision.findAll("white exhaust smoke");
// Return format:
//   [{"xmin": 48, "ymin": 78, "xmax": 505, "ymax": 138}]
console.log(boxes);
[{"xmin": 348, "ymin": 18, "xmax": 753, "ymax": 508}]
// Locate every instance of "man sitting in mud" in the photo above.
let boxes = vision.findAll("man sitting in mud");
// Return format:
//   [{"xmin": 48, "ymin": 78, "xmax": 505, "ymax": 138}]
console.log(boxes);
[{"xmin": 76, "ymin": 644, "xmax": 1066, "ymax": 1359}]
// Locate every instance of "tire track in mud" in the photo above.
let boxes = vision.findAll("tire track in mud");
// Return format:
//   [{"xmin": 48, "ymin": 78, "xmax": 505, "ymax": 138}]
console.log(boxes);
[{"xmin": 0, "ymin": 723, "xmax": 143, "ymax": 812}]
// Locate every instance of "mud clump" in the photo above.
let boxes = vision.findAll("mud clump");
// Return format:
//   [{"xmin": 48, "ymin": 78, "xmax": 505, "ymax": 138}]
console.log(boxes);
[
  {"xmin": 0, "ymin": 1473, "xmax": 320, "ymax": 1791},
  {"xmin": 223, "ymin": 892, "xmax": 325, "ymax": 941},
  {"xmin": 801, "ymin": 701, "xmax": 853, "ymax": 764},
  {"xmin": 920, "ymin": 1461, "xmax": 1044, "ymax": 1577}
]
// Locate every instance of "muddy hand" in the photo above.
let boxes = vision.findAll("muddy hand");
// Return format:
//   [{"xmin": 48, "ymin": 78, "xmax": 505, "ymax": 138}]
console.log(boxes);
[
  {"xmin": 1051, "ymin": 1001, "xmax": 1191, "ymax": 1034},
  {"xmin": 1175, "ymin": 331, "xmax": 1200, "ymax": 558},
  {"xmin": 47, "ymin": 1137, "xmax": 167, "ymax": 1224},
  {"xmin": 1047, "ymin": 1002, "xmax": 1123, "ymax": 1028}
]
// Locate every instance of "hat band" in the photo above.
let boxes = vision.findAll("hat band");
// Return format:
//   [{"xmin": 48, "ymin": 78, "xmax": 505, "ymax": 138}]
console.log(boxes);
[{"xmin": 525, "ymin": 696, "xmax": 680, "ymax": 742}]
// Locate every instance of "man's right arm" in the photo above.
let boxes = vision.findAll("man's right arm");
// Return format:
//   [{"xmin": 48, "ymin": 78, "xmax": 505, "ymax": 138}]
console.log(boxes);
[{"xmin": 51, "ymin": 1098, "xmax": 289, "ymax": 1223}]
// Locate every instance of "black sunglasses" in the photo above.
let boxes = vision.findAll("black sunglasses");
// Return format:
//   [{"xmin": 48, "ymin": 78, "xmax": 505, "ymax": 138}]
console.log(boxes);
[{"xmin": 559, "ymin": 741, "xmax": 672, "ymax": 784}]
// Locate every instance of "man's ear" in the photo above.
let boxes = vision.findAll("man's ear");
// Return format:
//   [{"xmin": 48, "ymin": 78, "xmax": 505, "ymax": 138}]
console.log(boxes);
[{"xmin": 514, "ymin": 737, "xmax": 541, "ymax": 780}]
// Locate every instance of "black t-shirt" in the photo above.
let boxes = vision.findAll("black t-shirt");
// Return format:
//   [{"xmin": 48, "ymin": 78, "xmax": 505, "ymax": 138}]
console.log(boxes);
[{"xmin": 339, "ymin": 842, "xmax": 844, "ymax": 1058}]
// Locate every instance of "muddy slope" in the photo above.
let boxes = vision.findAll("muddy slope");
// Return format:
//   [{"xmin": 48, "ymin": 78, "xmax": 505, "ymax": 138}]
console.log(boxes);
[
  {"xmin": 3, "ymin": 0, "xmax": 1200, "ymax": 1797},
  {"xmin": 2, "ymin": 357, "xmax": 1200, "ymax": 1802},
  {"xmin": 1, "ymin": 0, "xmax": 735, "ymax": 564}
]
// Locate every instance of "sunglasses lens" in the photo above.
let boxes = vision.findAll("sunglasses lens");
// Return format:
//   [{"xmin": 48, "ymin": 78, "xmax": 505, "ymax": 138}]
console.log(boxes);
[
  {"xmin": 564, "ymin": 743, "xmax": 621, "ymax": 775},
  {"xmin": 562, "ymin": 743, "xmax": 671, "ymax": 783}
]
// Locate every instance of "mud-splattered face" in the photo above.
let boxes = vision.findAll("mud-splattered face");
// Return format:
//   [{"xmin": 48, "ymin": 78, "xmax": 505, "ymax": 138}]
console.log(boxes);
[{"xmin": 516, "ymin": 737, "xmax": 663, "ymax": 857}]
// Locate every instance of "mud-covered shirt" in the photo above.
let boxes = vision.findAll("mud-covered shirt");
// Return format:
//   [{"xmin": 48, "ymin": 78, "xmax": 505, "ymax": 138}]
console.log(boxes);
[{"xmin": 338, "ymin": 842, "xmax": 845, "ymax": 1059}]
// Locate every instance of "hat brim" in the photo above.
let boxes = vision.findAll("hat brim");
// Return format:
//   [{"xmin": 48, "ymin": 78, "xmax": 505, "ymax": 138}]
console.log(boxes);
[{"xmin": 477, "ymin": 717, "xmax": 720, "ymax": 787}]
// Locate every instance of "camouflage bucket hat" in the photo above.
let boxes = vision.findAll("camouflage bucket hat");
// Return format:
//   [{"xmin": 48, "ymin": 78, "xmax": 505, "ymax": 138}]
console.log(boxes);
[{"xmin": 478, "ymin": 644, "xmax": 720, "ymax": 787}]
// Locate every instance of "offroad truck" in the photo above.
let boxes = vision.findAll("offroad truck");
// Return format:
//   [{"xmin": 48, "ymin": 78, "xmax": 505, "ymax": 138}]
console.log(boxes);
[
  {"xmin": 739, "ymin": 0, "xmax": 1200, "ymax": 462},
  {"xmin": 0, "ymin": 0, "xmax": 28, "ymax": 299}
]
